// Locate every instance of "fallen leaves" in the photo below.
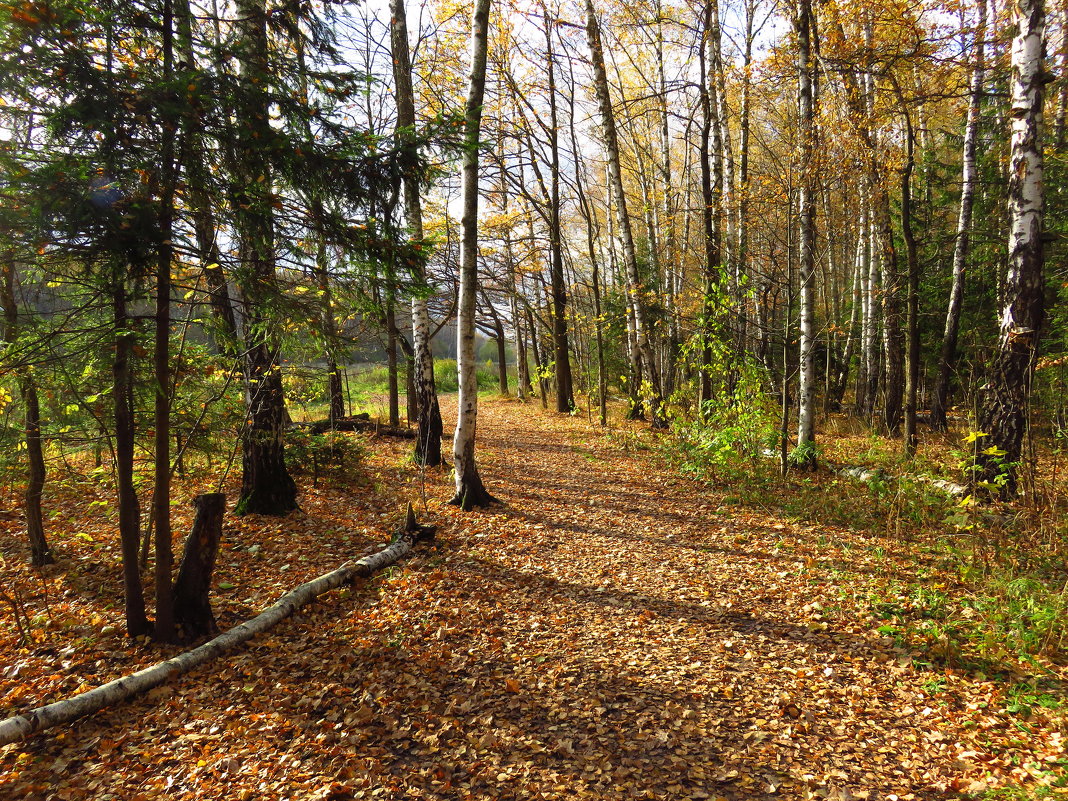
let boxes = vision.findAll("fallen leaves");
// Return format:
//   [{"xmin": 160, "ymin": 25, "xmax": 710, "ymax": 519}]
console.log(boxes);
[{"xmin": 0, "ymin": 398, "xmax": 1064, "ymax": 799}]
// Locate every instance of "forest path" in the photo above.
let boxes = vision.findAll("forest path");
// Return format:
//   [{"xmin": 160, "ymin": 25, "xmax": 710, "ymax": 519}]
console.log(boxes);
[
  {"xmin": 424, "ymin": 398, "xmax": 972, "ymax": 801},
  {"xmin": 0, "ymin": 398, "xmax": 1014, "ymax": 800}
]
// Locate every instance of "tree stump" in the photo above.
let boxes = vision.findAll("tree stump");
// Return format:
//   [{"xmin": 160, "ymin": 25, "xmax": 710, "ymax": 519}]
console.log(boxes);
[{"xmin": 173, "ymin": 493, "xmax": 226, "ymax": 642}]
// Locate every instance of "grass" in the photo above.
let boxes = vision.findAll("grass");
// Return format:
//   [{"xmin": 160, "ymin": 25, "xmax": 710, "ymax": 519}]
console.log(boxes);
[
  {"xmin": 348, "ymin": 359, "xmax": 501, "ymax": 402},
  {"xmin": 651, "ymin": 402, "xmax": 1068, "ymax": 798},
  {"xmin": 286, "ymin": 359, "xmax": 504, "ymax": 423},
  {"xmin": 655, "ymin": 403, "xmax": 1068, "ymax": 674}
]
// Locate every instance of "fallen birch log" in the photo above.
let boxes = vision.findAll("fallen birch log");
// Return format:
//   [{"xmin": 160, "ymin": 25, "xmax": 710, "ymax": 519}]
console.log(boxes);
[
  {"xmin": 836, "ymin": 465, "xmax": 966, "ymax": 496},
  {"xmin": 0, "ymin": 507, "xmax": 435, "ymax": 747},
  {"xmin": 760, "ymin": 448, "xmax": 967, "ymax": 497}
]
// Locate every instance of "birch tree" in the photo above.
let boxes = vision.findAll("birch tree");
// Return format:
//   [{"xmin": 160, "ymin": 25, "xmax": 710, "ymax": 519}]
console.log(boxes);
[
  {"xmin": 450, "ymin": 0, "xmax": 497, "ymax": 510},
  {"xmin": 697, "ymin": 0, "xmax": 725, "ymax": 414},
  {"xmin": 391, "ymin": 0, "xmax": 444, "ymax": 466},
  {"xmin": 584, "ymin": 0, "xmax": 666, "ymax": 427},
  {"xmin": 931, "ymin": 0, "xmax": 987, "ymax": 431},
  {"xmin": 794, "ymin": 0, "xmax": 818, "ymax": 466},
  {"xmin": 974, "ymin": 0, "xmax": 1047, "ymax": 498}
]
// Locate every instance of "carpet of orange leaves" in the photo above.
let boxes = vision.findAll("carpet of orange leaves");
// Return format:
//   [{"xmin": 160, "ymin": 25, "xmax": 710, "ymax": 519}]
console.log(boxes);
[{"xmin": 0, "ymin": 397, "xmax": 1064, "ymax": 800}]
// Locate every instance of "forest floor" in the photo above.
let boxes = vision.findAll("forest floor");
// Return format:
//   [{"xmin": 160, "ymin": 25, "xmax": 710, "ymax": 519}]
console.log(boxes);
[{"xmin": 0, "ymin": 396, "xmax": 1065, "ymax": 800}]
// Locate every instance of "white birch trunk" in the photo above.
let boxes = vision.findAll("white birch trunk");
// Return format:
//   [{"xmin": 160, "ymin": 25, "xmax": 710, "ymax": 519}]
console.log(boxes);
[
  {"xmin": 710, "ymin": 7, "xmax": 735, "ymax": 297},
  {"xmin": 657, "ymin": 4, "xmax": 680, "ymax": 390},
  {"xmin": 1055, "ymin": 4, "xmax": 1068, "ymax": 148},
  {"xmin": 976, "ymin": 0, "xmax": 1046, "ymax": 497},
  {"xmin": 837, "ymin": 247, "xmax": 862, "ymax": 401},
  {"xmin": 931, "ymin": 0, "xmax": 986, "ymax": 430},
  {"xmin": 390, "ymin": 0, "xmax": 443, "ymax": 466},
  {"xmin": 450, "ymin": 0, "xmax": 496, "ymax": 509},
  {"xmin": 736, "ymin": 0, "xmax": 755, "ymax": 359},
  {"xmin": 865, "ymin": 201, "xmax": 882, "ymax": 415},
  {"xmin": 0, "ymin": 538, "xmax": 420, "ymax": 746},
  {"xmin": 795, "ymin": 0, "xmax": 818, "ymax": 464},
  {"xmin": 855, "ymin": 189, "xmax": 872, "ymax": 411},
  {"xmin": 585, "ymin": 0, "xmax": 665, "ymax": 426}
]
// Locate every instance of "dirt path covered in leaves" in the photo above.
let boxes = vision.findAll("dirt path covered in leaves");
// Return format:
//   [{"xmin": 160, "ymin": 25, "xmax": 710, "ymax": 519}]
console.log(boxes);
[{"xmin": 0, "ymin": 398, "xmax": 1058, "ymax": 800}]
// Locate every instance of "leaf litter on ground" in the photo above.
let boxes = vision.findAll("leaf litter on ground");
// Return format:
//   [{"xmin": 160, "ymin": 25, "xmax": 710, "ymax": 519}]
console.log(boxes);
[{"xmin": 0, "ymin": 397, "xmax": 1064, "ymax": 800}]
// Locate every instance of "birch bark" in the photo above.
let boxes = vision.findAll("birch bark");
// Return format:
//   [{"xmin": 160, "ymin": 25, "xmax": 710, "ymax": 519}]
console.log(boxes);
[
  {"xmin": 736, "ymin": 0, "xmax": 756, "ymax": 364},
  {"xmin": 585, "ymin": 0, "xmax": 665, "ymax": 426},
  {"xmin": 795, "ymin": 0, "xmax": 818, "ymax": 466},
  {"xmin": 834, "ymin": 245, "xmax": 862, "ymax": 408},
  {"xmin": 864, "ymin": 199, "xmax": 882, "ymax": 417},
  {"xmin": 826, "ymin": 15, "xmax": 900, "ymax": 432},
  {"xmin": 656, "ymin": 3, "xmax": 680, "ymax": 397},
  {"xmin": 0, "ymin": 526, "xmax": 430, "ymax": 746},
  {"xmin": 853, "ymin": 187, "xmax": 872, "ymax": 414},
  {"xmin": 976, "ymin": 0, "xmax": 1047, "ymax": 498},
  {"xmin": 697, "ymin": 0, "xmax": 724, "ymax": 414},
  {"xmin": 450, "ymin": 0, "xmax": 497, "ymax": 509},
  {"xmin": 931, "ymin": 0, "xmax": 986, "ymax": 431},
  {"xmin": 390, "ymin": 0, "xmax": 443, "ymax": 466}
]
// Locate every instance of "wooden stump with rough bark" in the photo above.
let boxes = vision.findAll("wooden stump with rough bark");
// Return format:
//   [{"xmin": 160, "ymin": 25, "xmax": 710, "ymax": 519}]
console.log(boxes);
[{"xmin": 173, "ymin": 493, "xmax": 226, "ymax": 642}]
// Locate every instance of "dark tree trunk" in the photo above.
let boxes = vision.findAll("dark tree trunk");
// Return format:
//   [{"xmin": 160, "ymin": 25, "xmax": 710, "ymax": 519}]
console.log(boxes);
[
  {"xmin": 173, "ymin": 493, "xmax": 226, "ymax": 642},
  {"xmin": 237, "ymin": 352, "xmax": 297, "ymax": 516},
  {"xmin": 114, "ymin": 283, "xmax": 150, "ymax": 637},
  {"xmin": 232, "ymin": 0, "xmax": 298, "ymax": 516},
  {"xmin": 386, "ymin": 293, "xmax": 400, "ymax": 428},
  {"xmin": 698, "ymin": 0, "xmax": 725, "ymax": 418},
  {"xmin": 406, "ymin": 357, "xmax": 417, "ymax": 422},
  {"xmin": 397, "ymin": 334, "xmax": 417, "ymax": 423},
  {"xmin": 328, "ymin": 360, "xmax": 345, "ymax": 426},
  {"xmin": 389, "ymin": 0, "xmax": 442, "ymax": 466},
  {"xmin": 495, "ymin": 335, "xmax": 509, "ymax": 395},
  {"xmin": 527, "ymin": 306, "xmax": 549, "ymax": 409},
  {"xmin": 900, "ymin": 103, "xmax": 920, "ymax": 457},
  {"xmin": 878, "ymin": 191, "xmax": 904, "ymax": 436},
  {"xmin": 153, "ymin": 0, "xmax": 178, "ymax": 643},
  {"xmin": 512, "ymin": 277, "xmax": 530, "ymax": 400},
  {"xmin": 1, "ymin": 258, "xmax": 53, "ymax": 567},
  {"xmin": 22, "ymin": 379, "xmax": 51, "ymax": 567},
  {"xmin": 542, "ymin": 7, "xmax": 573, "ymax": 413},
  {"xmin": 413, "ymin": 363, "xmax": 443, "ymax": 466},
  {"xmin": 317, "ymin": 237, "xmax": 344, "ymax": 426},
  {"xmin": 623, "ymin": 290, "xmax": 644, "ymax": 420}
]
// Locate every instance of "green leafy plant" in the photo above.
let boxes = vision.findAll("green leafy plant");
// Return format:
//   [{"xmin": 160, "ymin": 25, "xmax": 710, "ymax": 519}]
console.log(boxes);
[
  {"xmin": 284, "ymin": 429, "xmax": 364, "ymax": 479},
  {"xmin": 788, "ymin": 439, "xmax": 820, "ymax": 469}
]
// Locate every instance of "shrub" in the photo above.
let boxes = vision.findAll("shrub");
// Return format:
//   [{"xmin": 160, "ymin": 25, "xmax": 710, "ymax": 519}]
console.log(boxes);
[{"xmin": 284, "ymin": 428, "xmax": 363, "ymax": 480}]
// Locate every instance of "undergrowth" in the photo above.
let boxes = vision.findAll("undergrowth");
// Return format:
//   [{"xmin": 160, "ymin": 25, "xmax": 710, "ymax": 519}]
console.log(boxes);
[
  {"xmin": 653, "ymin": 396, "xmax": 1068, "ymax": 795},
  {"xmin": 287, "ymin": 360, "xmax": 502, "ymax": 423},
  {"xmin": 657, "ymin": 396, "xmax": 1068, "ymax": 676},
  {"xmin": 347, "ymin": 359, "xmax": 499, "ymax": 398}
]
